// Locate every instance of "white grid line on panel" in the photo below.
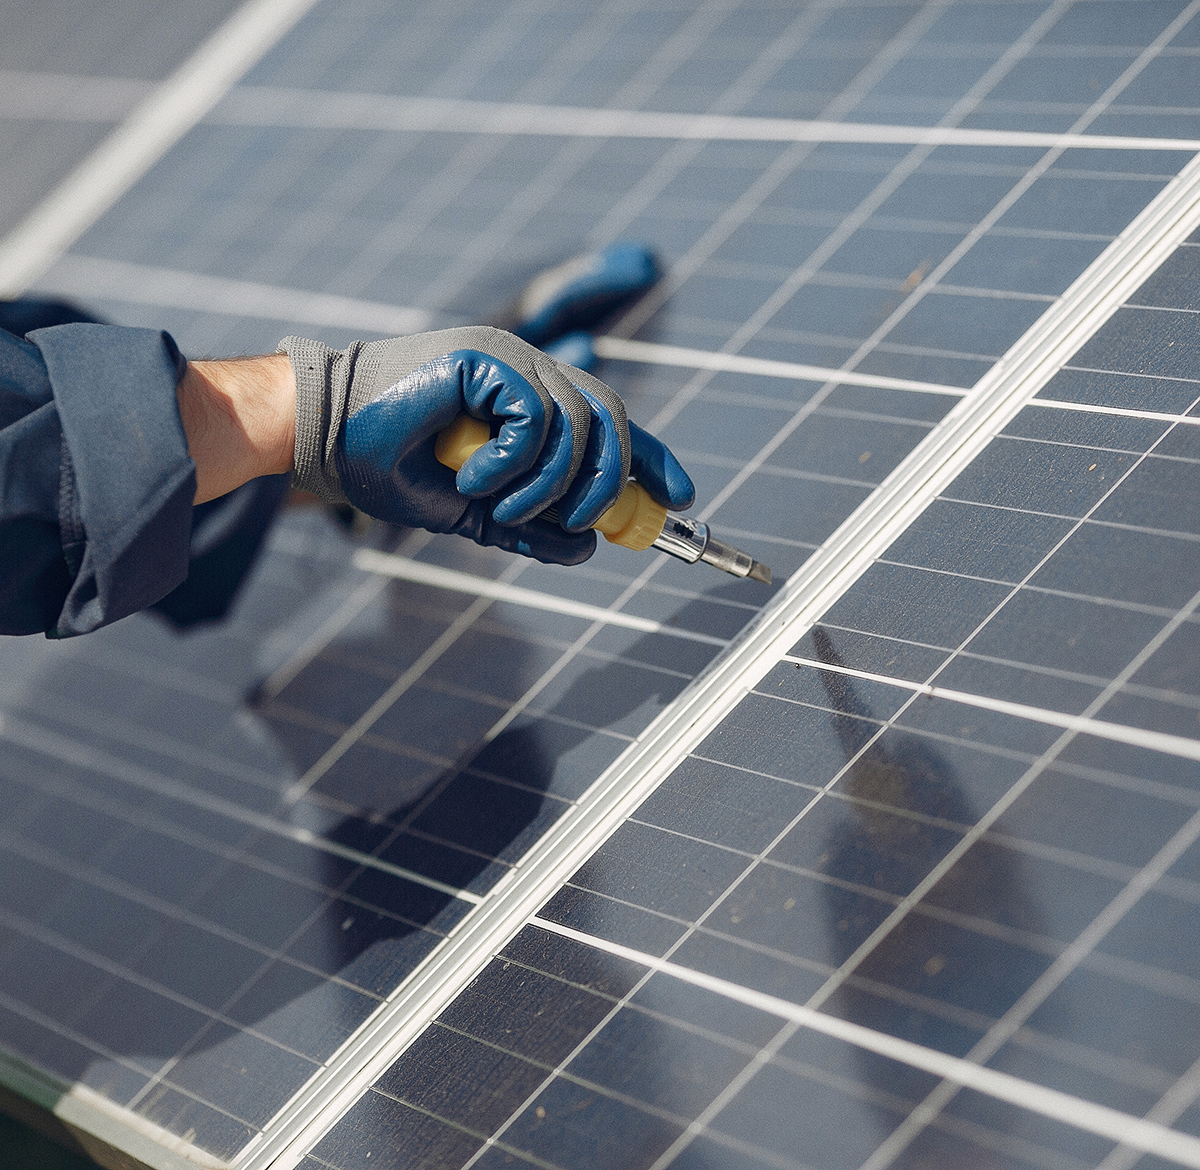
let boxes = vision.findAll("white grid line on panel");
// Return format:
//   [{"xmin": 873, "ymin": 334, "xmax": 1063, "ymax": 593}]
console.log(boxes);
[
  {"xmin": 350, "ymin": 550, "xmax": 731, "ymax": 648},
  {"xmin": 590, "ymin": 0, "xmax": 1029, "ymax": 282},
  {"xmin": 773, "ymin": 416, "xmax": 1200, "ymax": 1011},
  {"xmin": 439, "ymin": 913, "xmax": 1083, "ymax": 1170},
  {"xmin": 856, "ymin": 614, "xmax": 1200, "ymax": 1170},
  {"xmin": 42, "ymin": 253, "xmax": 434, "ymax": 334},
  {"xmin": 282, "ymin": 567, "xmax": 523, "ymax": 801},
  {"xmin": 292, "ymin": 0, "xmax": 628, "ymax": 286},
  {"xmin": 452, "ymin": 880, "xmax": 1132, "ymax": 1170},
  {"xmin": 37, "ymin": 250, "xmax": 1200, "ymax": 441},
  {"xmin": 316, "ymin": 555, "xmax": 1200, "ymax": 766},
  {"xmin": 203, "ymin": 88, "xmax": 1200, "ymax": 155},
  {"xmin": 28, "ymin": 251, "xmax": 968, "ymax": 393},
  {"xmin": 610, "ymin": 0, "xmax": 1046, "ymax": 360},
  {"xmin": 411, "ymin": 0, "xmax": 749, "ymax": 314},
  {"xmin": 804, "ymin": 616, "xmax": 1200, "ymax": 731},
  {"xmin": 779, "ymin": 655, "xmax": 1200, "ymax": 763},
  {"xmin": 620, "ymin": 0, "xmax": 1080, "ymax": 336},
  {"xmin": 0, "ymin": 748, "xmax": 454, "ymax": 957},
  {"xmin": 183, "ymin": 0, "xmax": 538, "ymax": 309},
  {"xmin": 550, "ymin": 0, "xmax": 905, "ymax": 315},
  {"xmin": 0, "ymin": 714, "xmax": 480, "ymax": 904},
  {"xmin": 184, "ymin": 0, "xmax": 581, "ymax": 336},
  {"xmin": 1098, "ymin": 1056, "xmax": 1200, "ymax": 1170}
]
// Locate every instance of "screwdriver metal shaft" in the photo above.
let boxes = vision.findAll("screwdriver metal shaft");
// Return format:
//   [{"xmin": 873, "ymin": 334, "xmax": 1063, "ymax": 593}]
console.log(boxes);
[{"xmin": 652, "ymin": 514, "xmax": 771, "ymax": 583}]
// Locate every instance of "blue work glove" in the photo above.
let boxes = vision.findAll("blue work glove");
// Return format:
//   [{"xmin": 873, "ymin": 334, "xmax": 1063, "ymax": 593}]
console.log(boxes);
[
  {"xmin": 501, "ymin": 241, "xmax": 661, "ymax": 350},
  {"xmin": 278, "ymin": 327, "xmax": 694, "ymax": 565}
]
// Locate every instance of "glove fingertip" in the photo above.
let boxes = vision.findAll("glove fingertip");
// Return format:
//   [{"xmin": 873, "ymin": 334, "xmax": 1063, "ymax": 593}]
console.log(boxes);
[
  {"xmin": 628, "ymin": 421, "xmax": 696, "ymax": 511},
  {"xmin": 664, "ymin": 460, "xmax": 696, "ymax": 511},
  {"xmin": 632, "ymin": 453, "xmax": 696, "ymax": 511}
]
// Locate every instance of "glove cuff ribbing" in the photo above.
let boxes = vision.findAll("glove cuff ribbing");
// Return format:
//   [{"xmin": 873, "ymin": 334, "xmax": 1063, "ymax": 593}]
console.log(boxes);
[{"xmin": 278, "ymin": 335, "xmax": 358, "ymax": 505}]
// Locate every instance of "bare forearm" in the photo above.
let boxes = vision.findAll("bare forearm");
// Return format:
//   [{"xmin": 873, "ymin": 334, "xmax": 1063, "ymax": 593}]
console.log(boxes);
[{"xmin": 176, "ymin": 354, "xmax": 295, "ymax": 504}]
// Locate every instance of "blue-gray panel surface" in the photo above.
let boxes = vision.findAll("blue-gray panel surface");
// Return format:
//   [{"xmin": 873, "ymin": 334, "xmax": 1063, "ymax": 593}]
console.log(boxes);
[
  {"xmin": 2, "ymin": 0, "xmax": 1200, "ymax": 1166},
  {"xmin": 349, "ymin": 239, "xmax": 1200, "ymax": 1170}
]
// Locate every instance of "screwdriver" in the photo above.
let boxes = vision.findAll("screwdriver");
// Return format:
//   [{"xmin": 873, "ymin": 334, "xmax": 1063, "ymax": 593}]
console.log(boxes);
[{"xmin": 436, "ymin": 415, "xmax": 772, "ymax": 584}]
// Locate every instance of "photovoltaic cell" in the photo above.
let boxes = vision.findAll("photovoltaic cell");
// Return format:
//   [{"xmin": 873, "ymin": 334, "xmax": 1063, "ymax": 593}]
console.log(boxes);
[{"xmin": 3, "ymin": 0, "xmax": 1200, "ymax": 1167}]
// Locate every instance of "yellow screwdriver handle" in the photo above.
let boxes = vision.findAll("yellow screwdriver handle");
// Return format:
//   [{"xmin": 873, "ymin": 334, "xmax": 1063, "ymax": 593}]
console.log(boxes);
[{"xmin": 434, "ymin": 414, "xmax": 667, "ymax": 551}]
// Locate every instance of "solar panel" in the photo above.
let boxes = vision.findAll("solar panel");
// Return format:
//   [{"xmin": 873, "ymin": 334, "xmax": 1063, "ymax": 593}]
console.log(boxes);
[{"xmin": 3, "ymin": 1, "xmax": 1200, "ymax": 1168}]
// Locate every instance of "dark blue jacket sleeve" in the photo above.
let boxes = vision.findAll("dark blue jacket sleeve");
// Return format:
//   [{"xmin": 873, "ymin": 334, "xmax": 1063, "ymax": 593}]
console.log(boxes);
[{"xmin": 0, "ymin": 323, "xmax": 196, "ymax": 637}]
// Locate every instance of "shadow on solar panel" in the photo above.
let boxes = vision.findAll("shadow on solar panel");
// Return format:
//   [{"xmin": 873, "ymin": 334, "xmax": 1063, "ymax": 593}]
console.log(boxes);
[{"xmin": 800, "ymin": 629, "xmax": 1050, "ymax": 1149}]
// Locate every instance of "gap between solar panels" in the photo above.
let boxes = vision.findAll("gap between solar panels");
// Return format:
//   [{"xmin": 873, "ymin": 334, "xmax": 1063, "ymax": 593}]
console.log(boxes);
[
  {"xmin": 231, "ymin": 145, "xmax": 1200, "ymax": 1170},
  {"xmin": 8, "ymin": 73, "xmax": 1200, "ymax": 156},
  {"xmin": 778, "ymin": 655, "xmax": 1200, "ymax": 766},
  {"xmin": 194, "ymin": 86, "xmax": 1200, "ymax": 156}
]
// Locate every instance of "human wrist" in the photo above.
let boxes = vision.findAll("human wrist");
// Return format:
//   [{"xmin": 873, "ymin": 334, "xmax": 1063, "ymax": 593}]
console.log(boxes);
[{"xmin": 177, "ymin": 353, "xmax": 296, "ymax": 504}]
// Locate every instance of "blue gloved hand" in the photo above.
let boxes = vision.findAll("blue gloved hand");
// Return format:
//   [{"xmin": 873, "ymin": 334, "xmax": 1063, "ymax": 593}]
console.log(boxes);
[
  {"xmin": 278, "ymin": 327, "xmax": 694, "ymax": 565},
  {"xmin": 503, "ymin": 241, "xmax": 661, "ymax": 350}
]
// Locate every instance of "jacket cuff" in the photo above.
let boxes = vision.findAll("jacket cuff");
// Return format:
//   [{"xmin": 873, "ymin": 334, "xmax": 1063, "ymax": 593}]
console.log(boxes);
[{"xmin": 31, "ymin": 323, "xmax": 196, "ymax": 636}]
